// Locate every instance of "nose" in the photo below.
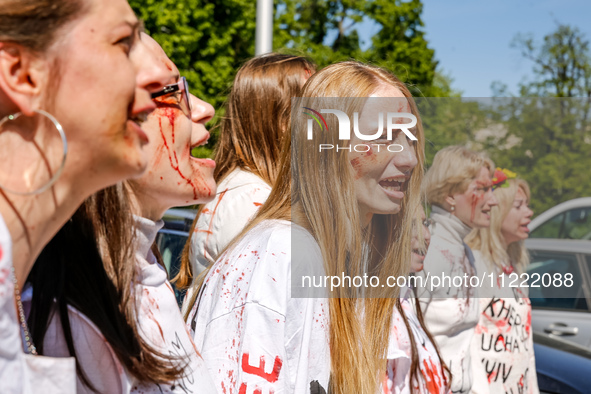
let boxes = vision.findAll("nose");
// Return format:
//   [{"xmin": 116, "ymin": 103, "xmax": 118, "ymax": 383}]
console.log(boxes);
[
  {"xmin": 392, "ymin": 137, "xmax": 418, "ymax": 174},
  {"xmin": 190, "ymin": 94, "xmax": 215, "ymax": 124},
  {"xmin": 132, "ymin": 39, "xmax": 172, "ymax": 94},
  {"xmin": 526, "ymin": 205, "xmax": 534, "ymax": 218}
]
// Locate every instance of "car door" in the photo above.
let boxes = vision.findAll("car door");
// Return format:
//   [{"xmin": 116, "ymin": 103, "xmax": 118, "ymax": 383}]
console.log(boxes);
[{"xmin": 527, "ymin": 249, "xmax": 591, "ymax": 349}]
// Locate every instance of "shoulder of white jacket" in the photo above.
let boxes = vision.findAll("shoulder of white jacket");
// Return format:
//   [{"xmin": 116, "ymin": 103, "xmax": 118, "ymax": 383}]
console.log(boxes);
[{"xmin": 219, "ymin": 168, "xmax": 271, "ymax": 190}]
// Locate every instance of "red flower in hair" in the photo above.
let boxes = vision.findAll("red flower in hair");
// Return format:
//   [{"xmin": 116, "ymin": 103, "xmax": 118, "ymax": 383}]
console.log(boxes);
[
  {"xmin": 492, "ymin": 169, "xmax": 507, "ymax": 186},
  {"xmin": 492, "ymin": 167, "xmax": 516, "ymax": 189}
]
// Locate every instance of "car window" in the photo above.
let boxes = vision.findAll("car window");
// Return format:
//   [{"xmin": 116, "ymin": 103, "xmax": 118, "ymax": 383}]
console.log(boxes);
[
  {"xmin": 531, "ymin": 213, "xmax": 564, "ymax": 238},
  {"xmin": 527, "ymin": 251, "xmax": 588, "ymax": 311},
  {"xmin": 156, "ymin": 231, "xmax": 188, "ymax": 306},
  {"xmin": 562, "ymin": 207, "xmax": 591, "ymax": 240},
  {"xmin": 531, "ymin": 208, "xmax": 591, "ymax": 240}
]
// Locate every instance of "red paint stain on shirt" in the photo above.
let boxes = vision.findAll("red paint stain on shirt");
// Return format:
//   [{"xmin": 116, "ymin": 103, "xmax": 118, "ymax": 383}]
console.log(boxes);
[{"xmin": 422, "ymin": 358, "xmax": 443, "ymax": 393}]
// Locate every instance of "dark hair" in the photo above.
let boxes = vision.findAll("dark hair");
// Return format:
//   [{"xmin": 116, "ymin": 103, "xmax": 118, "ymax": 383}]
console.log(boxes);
[
  {"xmin": 175, "ymin": 53, "xmax": 315, "ymax": 289},
  {"xmin": 396, "ymin": 289, "xmax": 452, "ymax": 393},
  {"xmin": 0, "ymin": 0, "xmax": 85, "ymax": 53},
  {"xmin": 28, "ymin": 186, "xmax": 186, "ymax": 392}
]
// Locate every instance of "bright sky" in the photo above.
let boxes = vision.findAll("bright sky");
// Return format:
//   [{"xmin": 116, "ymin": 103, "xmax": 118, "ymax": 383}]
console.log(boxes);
[{"xmin": 420, "ymin": 0, "xmax": 591, "ymax": 96}]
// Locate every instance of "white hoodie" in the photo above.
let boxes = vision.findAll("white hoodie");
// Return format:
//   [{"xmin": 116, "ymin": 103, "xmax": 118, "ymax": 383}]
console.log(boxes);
[
  {"xmin": 40, "ymin": 216, "xmax": 216, "ymax": 393},
  {"xmin": 190, "ymin": 168, "xmax": 271, "ymax": 275},
  {"xmin": 186, "ymin": 219, "xmax": 415, "ymax": 394},
  {"xmin": 187, "ymin": 220, "xmax": 331, "ymax": 394},
  {"xmin": 0, "ymin": 213, "xmax": 75, "ymax": 393},
  {"xmin": 416, "ymin": 205, "xmax": 479, "ymax": 393}
]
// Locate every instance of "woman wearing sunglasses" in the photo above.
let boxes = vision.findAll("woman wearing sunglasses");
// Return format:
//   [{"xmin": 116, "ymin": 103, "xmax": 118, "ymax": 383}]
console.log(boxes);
[
  {"xmin": 0, "ymin": 0, "xmax": 172, "ymax": 391},
  {"xmin": 27, "ymin": 35, "xmax": 217, "ymax": 393}
]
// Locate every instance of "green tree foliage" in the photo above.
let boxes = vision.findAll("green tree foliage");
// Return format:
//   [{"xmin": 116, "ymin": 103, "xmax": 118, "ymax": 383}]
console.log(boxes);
[
  {"xmin": 130, "ymin": 0, "xmax": 450, "ymax": 104},
  {"xmin": 512, "ymin": 24, "xmax": 591, "ymax": 98},
  {"xmin": 130, "ymin": 0, "xmax": 452, "ymax": 159},
  {"xmin": 129, "ymin": 0, "xmax": 257, "ymax": 111},
  {"xmin": 430, "ymin": 24, "xmax": 591, "ymax": 215},
  {"xmin": 482, "ymin": 97, "xmax": 591, "ymax": 214},
  {"xmin": 276, "ymin": 0, "xmax": 446, "ymax": 96},
  {"xmin": 499, "ymin": 24, "xmax": 591, "ymax": 213}
]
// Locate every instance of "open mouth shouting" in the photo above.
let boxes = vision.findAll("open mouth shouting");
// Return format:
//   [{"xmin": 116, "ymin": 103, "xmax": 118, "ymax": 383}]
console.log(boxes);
[
  {"xmin": 378, "ymin": 176, "xmax": 408, "ymax": 199},
  {"xmin": 190, "ymin": 130, "xmax": 215, "ymax": 168}
]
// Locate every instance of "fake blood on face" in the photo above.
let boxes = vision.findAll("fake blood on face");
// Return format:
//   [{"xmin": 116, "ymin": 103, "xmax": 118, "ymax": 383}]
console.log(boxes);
[
  {"xmin": 470, "ymin": 192, "xmax": 478, "ymax": 223},
  {"xmin": 157, "ymin": 115, "xmax": 202, "ymax": 200}
]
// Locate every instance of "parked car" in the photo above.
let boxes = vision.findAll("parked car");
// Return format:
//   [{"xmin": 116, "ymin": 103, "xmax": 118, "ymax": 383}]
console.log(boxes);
[
  {"xmin": 155, "ymin": 208, "xmax": 197, "ymax": 306},
  {"xmin": 529, "ymin": 197, "xmax": 591, "ymax": 240},
  {"xmin": 525, "ymin": 238, "xmax": 591, "ymax": 349},
  {"xmin": 534, "ymin": 330, "xmax": 591, "ymax": 393}
]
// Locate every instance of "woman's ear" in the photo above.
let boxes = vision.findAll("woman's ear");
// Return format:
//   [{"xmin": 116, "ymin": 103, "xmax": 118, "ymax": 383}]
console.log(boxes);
[
  {"xmin": 444, "ymin": 195, "xmax": 456, "ymax": 212},
  {"xmin": 0, "ymin": 43, "xmax": 47, "ymax": 116}
]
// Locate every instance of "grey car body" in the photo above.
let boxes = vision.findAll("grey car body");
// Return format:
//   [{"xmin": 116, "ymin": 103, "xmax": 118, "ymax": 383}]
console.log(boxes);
[{"xmin": 525, "ymin": 238, "xmax": 591, "ymax": 349}]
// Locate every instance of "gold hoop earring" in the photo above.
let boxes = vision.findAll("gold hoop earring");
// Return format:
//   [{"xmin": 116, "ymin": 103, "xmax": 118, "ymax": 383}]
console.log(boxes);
[{"xmin": 0, "ymin": 110, "xmax": 68, "ymax": 195}]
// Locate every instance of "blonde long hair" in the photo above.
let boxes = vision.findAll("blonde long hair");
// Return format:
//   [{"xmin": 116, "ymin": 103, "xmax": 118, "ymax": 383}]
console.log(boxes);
[
  {"xmin": 188, "ymin": 61, "xmax": 425, "ymax": 393},
  {"xmin": 465, "ymin": 179, "xmax": 531, "ymax": 273},
  {"xmin": 294, "ymin": 62, "xmax": 425, "ymax": 394}
]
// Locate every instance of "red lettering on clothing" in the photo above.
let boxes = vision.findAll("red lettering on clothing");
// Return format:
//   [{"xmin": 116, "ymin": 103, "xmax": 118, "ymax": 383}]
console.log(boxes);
[{"xmin": 241, "ymin": 353, "xmax": 282, "ymax": 383}]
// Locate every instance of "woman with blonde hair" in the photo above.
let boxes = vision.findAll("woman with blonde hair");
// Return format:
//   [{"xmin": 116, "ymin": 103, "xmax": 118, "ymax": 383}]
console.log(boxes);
[
  {"xmin": 0, "ymin": 0, "xmax": 171, "ymax": 391},
  {"xmin": 175, "ymin": 53, "xmax": 315, "ymax": 297},
  {"xmin": 185, "ymin": 61, "xmax": 424, "ymax": 393},
  {"xmin": 417, "ymin": 145, "xmax": 498, "ymax": 393},
  {"xmin": 465, "ymin": 173, "xmax": 538, "ymax": 393}
]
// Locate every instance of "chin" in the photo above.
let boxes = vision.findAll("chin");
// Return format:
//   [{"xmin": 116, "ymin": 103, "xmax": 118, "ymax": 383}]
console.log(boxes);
[
  {"xmin": 473, "ymin": 219, "xmax": 490, "ymax": 229},
  {"xmin": 373, "ymin": 203, "xmax": 402, "ymax": 216},
  {"xmin": 121, "ymin": 153, "xmax": 148, "ymax": 180}
]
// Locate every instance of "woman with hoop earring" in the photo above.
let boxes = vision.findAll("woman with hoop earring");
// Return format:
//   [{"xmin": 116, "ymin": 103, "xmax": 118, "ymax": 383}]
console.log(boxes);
[{"xmin": 0, "ymin": 0, "xmax": 172, "ymax": 391}]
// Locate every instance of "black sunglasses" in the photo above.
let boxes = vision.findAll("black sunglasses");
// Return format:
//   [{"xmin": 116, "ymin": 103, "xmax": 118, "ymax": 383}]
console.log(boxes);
[{"xmin": 151, "ymin": 76, "xmax": 191, "ymax": 118}]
